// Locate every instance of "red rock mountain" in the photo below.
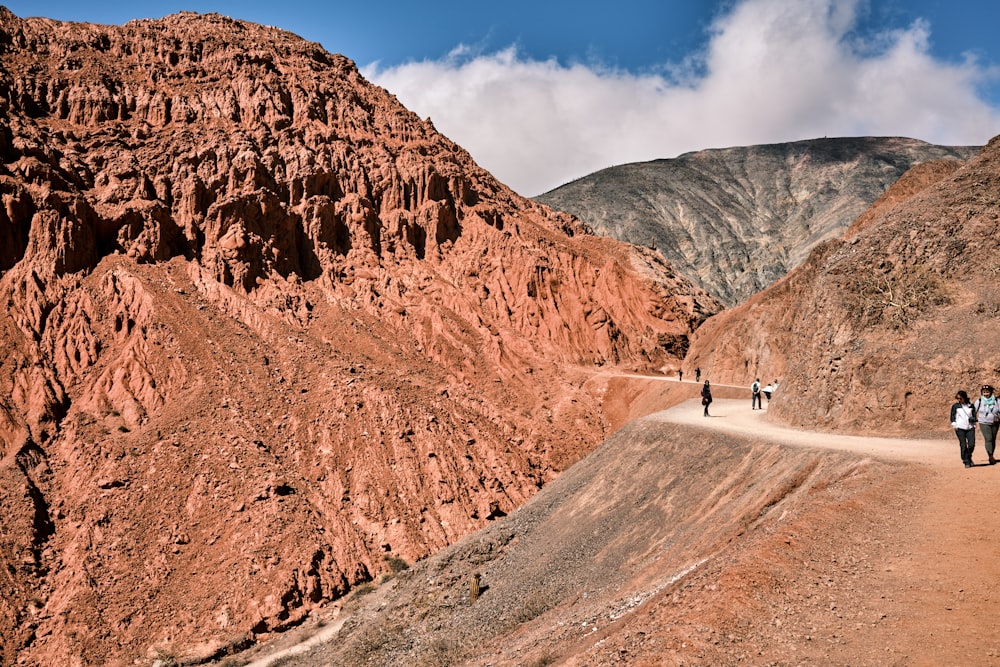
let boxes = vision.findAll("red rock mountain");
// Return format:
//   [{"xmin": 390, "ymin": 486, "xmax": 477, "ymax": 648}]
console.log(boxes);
[
  {"xmin": 0, "ymin": 9, "xmax": 718, "ymax": 665},
  {"xmin": 209, "ymin": 143, "xmax": 1000, "ymax": 666},
  {"xmin": 685, "ymin": 138, "xmax": 999, "ymax": 435}
]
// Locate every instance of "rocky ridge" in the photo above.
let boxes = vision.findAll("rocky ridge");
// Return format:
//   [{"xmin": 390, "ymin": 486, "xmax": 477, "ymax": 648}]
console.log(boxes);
[
  {"xmin": 0, "ymin": 9, "xmax": 718, "ymax": 666},
  {"xmin": 684, "ymin": 136, "xmax": 1000, "ymax": 435},
  {"xmin": 535, "ymin": 138, "xmax": 980, "ymax": 305}
]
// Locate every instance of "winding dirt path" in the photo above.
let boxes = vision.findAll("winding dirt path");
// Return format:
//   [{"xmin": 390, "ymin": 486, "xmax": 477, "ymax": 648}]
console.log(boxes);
[
  {"xmin": 653, "ymin": 396, "xmax": 954, "ymax": 463},
  {"xmin": 655, "ymin": 396, "xmax": 1000, "ymax": 666}
]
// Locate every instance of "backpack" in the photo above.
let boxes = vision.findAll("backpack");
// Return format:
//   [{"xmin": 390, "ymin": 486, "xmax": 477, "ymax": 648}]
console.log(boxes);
[{"xmin": 751, "ymin": 381, "xmax": 760, "ymax": 394}]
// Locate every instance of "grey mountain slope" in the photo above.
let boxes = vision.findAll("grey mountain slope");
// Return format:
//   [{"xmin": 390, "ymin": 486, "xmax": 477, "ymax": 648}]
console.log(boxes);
[{"xmin": 534, "ymin": 137, "xmax": 980, "ymax": 305}]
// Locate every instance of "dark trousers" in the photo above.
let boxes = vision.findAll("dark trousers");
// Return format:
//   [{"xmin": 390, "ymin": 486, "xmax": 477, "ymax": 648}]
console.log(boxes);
[
  {"xmin": 980, "ymin": 422, "xmax": 999, "ymax": 462},
  {"xmin": 955, "ymin": 428, "xmax": 975, "ymax": 465},
  {"xmin": 752, "ymin": 393, "xmax": 761, "ymax": 409}
]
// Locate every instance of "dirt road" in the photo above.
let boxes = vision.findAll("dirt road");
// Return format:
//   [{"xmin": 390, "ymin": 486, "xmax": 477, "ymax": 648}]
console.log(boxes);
[
  {"xmin": 657, "ymin": 397, "xmax": 1000, "ymax": 666},
  {"xmin": 653, "ymin": 397, "xmax": 954, "ymax": 463}
]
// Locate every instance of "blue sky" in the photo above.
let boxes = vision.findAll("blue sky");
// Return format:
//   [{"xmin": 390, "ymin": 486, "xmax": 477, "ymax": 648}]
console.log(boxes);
[{"xmin": 6, "ymin": 0, "xmax": 1000, "ymax": 195}]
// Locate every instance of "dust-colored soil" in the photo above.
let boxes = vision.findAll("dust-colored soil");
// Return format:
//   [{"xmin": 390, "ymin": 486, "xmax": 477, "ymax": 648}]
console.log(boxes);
[
  {"xmin": 218, "ymin": 383, "xmax": 1000, "ymax": 667},
  {"xmin": 660, "ymin": 396, "xmax": 1000, "ymax": 665}
]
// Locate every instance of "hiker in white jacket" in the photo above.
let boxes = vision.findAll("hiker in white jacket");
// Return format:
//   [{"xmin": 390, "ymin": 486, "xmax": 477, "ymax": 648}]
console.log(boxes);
[{"xmin": 951, "ymin": 389, "xmax": 976, "ymax": 467}]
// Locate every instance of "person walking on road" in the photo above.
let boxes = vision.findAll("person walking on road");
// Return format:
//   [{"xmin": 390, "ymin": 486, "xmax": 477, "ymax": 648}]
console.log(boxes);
[
  {"xmin": 974, "ymin": 385, "xmax": 1000, "ymax": 465},
  {"xmin": 678, "ymin": 369, "xmax": 683, "ymax": 382},
  {"xmin": 701, "ymin": 380, "xmax": 713, "ymax": 417},
  {"xmin": 695, "ymin": 367, "xmax": 701, "ymax": 382},
  {"xmin": 951, "ymin": 390, "xmax": 976, "ymax": 467},
  {"xmin": 751, "ymin": 378, "xmax": 762, "ymax": 410}
]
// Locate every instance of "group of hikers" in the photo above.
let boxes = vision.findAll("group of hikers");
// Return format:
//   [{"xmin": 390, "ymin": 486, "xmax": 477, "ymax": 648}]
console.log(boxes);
[
  {"xmin": 951, "ymin": 384, "xmax": 1000, "ymax": 468},
  {"xmin": 695, "ymin": 377, "xmax": 779, "ymax": 417},
  {"xmin": 683, "ymin": 372, "xmax": 1000, "ymax": 469},
  {"xmin": 680, "ymin": 373, "xmax": 780, "ymax": 417},
  {"xmin": 750, "ymin": 378, "xmax": 777, "ymax": 410},
  {"xmin": 677, "ymin": 367, "xmax": 701, "ymax": 383}
]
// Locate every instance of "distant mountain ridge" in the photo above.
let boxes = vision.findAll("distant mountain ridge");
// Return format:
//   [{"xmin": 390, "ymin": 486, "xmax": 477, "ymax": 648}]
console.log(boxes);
[{"xmin": 535, "ymin": 137, "xmax": 980, "ymax": 305}]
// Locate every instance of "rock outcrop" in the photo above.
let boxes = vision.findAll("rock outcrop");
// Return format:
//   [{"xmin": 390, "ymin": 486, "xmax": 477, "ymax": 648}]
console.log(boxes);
[
  {"xmin": 685, "ymin": 138, "xmax": 1000, "ymax": 435},
  {"xmin": 0, "ymin": 9, "xmax": 718, "ymax": 665},
  {"xmin": 535, "ymin": 138, "xmax": 980, "ymax": 305}
]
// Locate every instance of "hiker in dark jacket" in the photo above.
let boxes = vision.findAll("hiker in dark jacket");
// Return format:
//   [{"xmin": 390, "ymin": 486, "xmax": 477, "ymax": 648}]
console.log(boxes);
[{"xmin": 701, "ymin": 381, "xmax": 712, "ymax": 417}]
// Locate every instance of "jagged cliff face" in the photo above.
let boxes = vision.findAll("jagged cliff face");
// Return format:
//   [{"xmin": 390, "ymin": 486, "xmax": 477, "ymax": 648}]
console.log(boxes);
[
  {"xmin": 535, "ymin": 138, "xmax": 980, "ymax": 305},
  {"xmin": 0, "ymin": 9, "xmax": 719, "ymax": 665},
  {"xmin": 685, "ymin": 140, "xmax": 1000, "ymax": 434}
]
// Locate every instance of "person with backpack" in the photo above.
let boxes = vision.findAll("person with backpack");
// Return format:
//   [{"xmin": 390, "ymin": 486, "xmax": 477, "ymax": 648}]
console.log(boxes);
[
  {"xmin": 751, "ymin": 378, "xmax": 762, "ymax": 410},
  {"xmin": 701, "ymin": 380, "xmax": 712, "ymax": 417},
  {"xmin": 974, "ymin": 385, "xmax": 1000, "ymax": 465},
  {"xmin": 951, "ymin": 390, "xmax": 977, "ymax": 467}
]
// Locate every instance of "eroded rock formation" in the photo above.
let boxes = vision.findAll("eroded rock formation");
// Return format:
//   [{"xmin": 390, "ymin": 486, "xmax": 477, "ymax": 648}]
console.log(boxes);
[{"xmin": 0, "ymin": 9, "xmax": 718, "ymax": 665}]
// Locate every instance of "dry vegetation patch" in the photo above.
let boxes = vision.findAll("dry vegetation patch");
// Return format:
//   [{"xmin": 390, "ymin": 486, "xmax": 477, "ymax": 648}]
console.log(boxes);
[{"xmin": 839, "ymin": 262, "xmax": 950, "ymax": 329}]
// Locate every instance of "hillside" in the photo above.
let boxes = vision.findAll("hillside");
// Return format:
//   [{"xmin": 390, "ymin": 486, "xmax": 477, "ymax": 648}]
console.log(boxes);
[
  {"xmin": 212, "ymin": 132, "xmax": 1000, "ymax": 664},
  {"xmin": 214, "ymin": 394, "xmax": 998, "ymax": 667},
  {"xmin": 305, "ymin": 415, "xmax": 917, "ymax": 666},
  {"xmin": 684, "ymin": 135, "xmax": 1000, "ymax": 435},
  {"xmin": 535, "ymin": 138, "xmax": 980, "ymax": 305},
  {"xmin": 0, "ymin": 9, "xmax": 719, "ymax": 665}
]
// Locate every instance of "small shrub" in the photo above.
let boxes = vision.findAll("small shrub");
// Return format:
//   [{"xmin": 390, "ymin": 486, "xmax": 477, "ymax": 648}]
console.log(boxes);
[
  {"xmin": 527, "ymin": 653, "xmax": 558, "ymax": 667},
  {"xmin": 341, "ymin": 581, "xmax": 379, "ymax": 614},
  {"xmin": 974, "ymin": 300, "xmax": 1000, "ymax": 317},
  {"xmin": 493, "ymin": 592, "xmax": 554, "ymax": 634},
  {"xmin": 352, "ymin": 582, "xmax": 376, "ymax": 597},
  {"xmin": 346, "ymin": 621, "xmax": 411, "ymax": 667},
  {"xmin": 840, "ymin": 265, "xmax": 949, "ymax": 329},
  {"xmin": 512, "ymin": 593, "xmax": 552, "ymax": 624},
  {"xmin": 385, "ymin": 555, "xmax": 409, "ymax": 573},
  {"xmin": 417, "ymin": 636, "xmax": 468, "ymax": 666}
]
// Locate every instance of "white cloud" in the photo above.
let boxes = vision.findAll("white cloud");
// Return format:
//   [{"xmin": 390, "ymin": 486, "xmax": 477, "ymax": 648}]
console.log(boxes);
[{"xmin": 364, "ymin": 0, "xmax": 1000, "ymax": 196}]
